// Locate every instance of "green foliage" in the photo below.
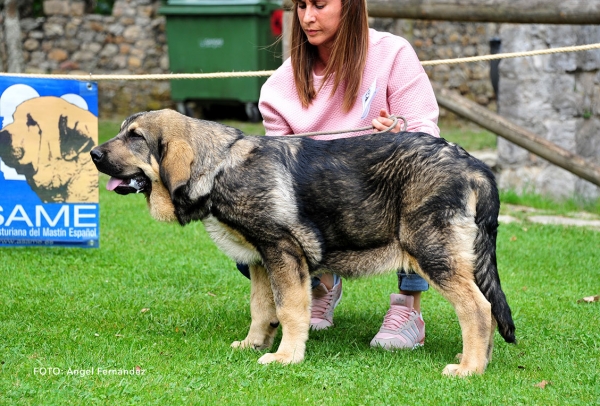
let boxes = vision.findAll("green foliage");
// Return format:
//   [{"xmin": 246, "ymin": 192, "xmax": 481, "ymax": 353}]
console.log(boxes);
[
  {"xmin": 219, "ymin": 120, "xmax": 266, "ymax": 136},
  {"xmin": 94, "ymin": 0, "xmax": 115, "ymax": 16},
  {"xmin": 440, "ymin": 122, "xmax": 497, "ymax": 151},
  {"xmin": 31, "ymin": 0, "xmax": 44, "ymax": 17},
  {"xmin": 501, "ymin": 189, "xmax": 600, "ymax": 216},
  {"xmin": 98, "ymin": 120, "xmax": 122, "ymax": 144}
]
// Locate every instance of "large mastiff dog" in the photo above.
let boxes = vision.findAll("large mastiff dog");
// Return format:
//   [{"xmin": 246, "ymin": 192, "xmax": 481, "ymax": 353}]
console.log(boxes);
[{"xmin": 91, "ymin": 109, "xmax": 515, "ymax": 376}]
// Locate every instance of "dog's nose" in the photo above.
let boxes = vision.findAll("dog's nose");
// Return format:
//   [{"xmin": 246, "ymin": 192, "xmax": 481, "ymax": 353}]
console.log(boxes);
[{"xmin": 90, "ymin": 148, "xmax": 104, "ymax": 163}]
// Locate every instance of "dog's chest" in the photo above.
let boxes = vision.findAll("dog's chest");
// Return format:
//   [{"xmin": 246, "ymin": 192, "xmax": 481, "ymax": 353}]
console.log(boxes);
[{"xmin": 202, "ymin": 216, "xmax": 261, "ymax": 265}]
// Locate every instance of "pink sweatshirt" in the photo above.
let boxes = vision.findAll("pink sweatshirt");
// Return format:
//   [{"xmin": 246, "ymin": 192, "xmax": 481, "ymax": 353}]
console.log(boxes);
[{"xmin": 258, "ymin": 29, "xmax": 440, "ymax": 140}]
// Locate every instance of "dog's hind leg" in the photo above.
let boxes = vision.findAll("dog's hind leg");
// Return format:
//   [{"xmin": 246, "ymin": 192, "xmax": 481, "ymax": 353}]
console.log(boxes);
[
  {"xmin": 486, "ymin": 317, "xmax": 497, "ymax": 363},
  {"xmin": 436, "ymin": 277, "xmax": 493, "ymax": 376},
  {"xmin": 231, "ymin": 264, "xmax": 279, "ymax": 351},
  {"xmin": 256, "ymin": 242, "xmax": 312, "ymax": 365}
]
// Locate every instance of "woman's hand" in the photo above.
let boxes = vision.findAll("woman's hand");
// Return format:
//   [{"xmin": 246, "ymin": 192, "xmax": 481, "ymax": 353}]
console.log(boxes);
[{"xmin": 372, "ymin": 109, "xmax": 402, "ymax": 133}]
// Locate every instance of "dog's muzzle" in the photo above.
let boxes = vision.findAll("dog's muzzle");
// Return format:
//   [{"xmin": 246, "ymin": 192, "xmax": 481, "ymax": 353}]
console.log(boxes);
[{"xmin": 90, "ymin": 147, "xmax": 150, "ymax": 195}]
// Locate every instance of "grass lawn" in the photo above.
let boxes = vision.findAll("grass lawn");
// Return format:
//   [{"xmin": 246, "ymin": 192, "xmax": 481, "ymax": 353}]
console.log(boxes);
[{"xmin": 1, "ymin": 119, "xmax": 598, "ymax": 404}]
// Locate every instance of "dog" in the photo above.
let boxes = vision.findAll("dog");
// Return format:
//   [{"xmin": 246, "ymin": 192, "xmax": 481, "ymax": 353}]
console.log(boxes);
[
  {"xmin": 0, "ymin": 96, "xmax": 98, "ymax": 203},
  {"xmin": 91, "ymin": 109, "xmax": 515, "ymax": 376}
]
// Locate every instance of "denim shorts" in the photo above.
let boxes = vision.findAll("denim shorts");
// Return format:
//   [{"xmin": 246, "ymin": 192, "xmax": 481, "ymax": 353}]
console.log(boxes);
[{"xmin": 397, "ymin": 270, "xmax": 429, "ymax": 292}]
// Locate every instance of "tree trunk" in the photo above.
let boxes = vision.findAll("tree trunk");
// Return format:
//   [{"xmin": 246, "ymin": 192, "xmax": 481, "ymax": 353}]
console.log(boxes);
[{"xmin": 4, "ymin": 0, "xmax": 24, "ymax": 73}]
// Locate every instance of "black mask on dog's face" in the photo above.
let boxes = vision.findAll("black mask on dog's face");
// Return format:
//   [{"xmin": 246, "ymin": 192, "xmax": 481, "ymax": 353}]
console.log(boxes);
[{"xmin": 58, "ymin": 114, "xmax": 95, "ymax": 161}]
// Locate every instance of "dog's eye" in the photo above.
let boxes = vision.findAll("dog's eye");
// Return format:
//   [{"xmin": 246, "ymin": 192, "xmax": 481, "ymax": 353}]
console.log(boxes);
[{"xmin": 128, "ymin": 130, "xmax": 144, "ymax": 140}]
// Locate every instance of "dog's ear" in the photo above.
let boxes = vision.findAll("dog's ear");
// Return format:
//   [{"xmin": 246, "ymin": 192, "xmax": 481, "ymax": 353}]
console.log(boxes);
[{"xmin": 160, "ymin": 138, "xmax": 194, "ymax": 198}]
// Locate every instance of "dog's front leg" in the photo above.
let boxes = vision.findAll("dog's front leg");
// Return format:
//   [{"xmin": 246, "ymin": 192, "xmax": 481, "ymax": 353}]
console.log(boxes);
[
  {"xmin": 231, "ymin": 264, "xmax": 279, "ymax": 350},
  {"xmin": 257, "ymin": 246, "xmax": 311, "ymax": 365}
]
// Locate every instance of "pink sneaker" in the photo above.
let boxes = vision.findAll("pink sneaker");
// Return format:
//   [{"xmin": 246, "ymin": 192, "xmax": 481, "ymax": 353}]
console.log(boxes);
[
  {"xmin": 310, "ymin": 280, "xmax": 342, "ymax": 331},
  {"xmin": 370, "ymin": 293, "xmax": 425, "ymax": 350}
]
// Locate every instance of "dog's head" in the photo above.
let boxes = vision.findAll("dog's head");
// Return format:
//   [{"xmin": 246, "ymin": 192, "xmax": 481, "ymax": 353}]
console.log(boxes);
[{"xmin": 91, "ymin": 109, "xmax": 246, "ymax": 224}]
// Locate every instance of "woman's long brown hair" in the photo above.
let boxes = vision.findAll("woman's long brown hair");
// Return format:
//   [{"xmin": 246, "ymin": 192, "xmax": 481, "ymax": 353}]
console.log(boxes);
[{"xmin": 290, "ymin": 0, "xmax": 369, "ymax": 112}]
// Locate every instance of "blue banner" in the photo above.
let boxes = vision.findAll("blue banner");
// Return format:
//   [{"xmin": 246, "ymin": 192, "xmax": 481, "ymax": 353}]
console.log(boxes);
[{"xmin": 0, "ymin": 76, "xmax": 99, "ymax": 247}]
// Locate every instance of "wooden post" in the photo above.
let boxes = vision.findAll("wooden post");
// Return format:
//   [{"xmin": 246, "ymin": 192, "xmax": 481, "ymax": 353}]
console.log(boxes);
[
  {"xmin": 433, "ymin": 85, "xmax": 600, "ymax": 188},
  {"xmin": 282, "ymin": 0, "xmax": 600, "ymax": 24}
]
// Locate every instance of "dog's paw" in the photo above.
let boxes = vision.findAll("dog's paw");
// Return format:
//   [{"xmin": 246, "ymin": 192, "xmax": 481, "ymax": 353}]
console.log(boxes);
[
  {"xmin": 230, "ymin": 339, "xmax": 270, "ymax": 351},
  {"xmin": 257, "ymin": 352, "xmax": 304, "ymax": 365},
  {"xmin": 442, "ymin": 363, "xmax": 483, "ymax": 377},
  {"xmin": 442, "ymin": 364, "xmax": 471, "ymax": 377}
]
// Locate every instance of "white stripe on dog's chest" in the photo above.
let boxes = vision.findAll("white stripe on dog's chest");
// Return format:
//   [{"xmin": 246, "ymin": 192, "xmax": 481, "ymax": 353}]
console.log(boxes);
[{"xmin": 202, "ymin": 216, "xmax": 261, "ymax": 265}]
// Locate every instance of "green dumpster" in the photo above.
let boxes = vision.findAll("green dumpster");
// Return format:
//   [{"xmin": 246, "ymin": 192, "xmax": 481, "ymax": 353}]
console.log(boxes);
[{"xmin": 159, "ymin": 0, "xmax": 283, "ymax": 121}]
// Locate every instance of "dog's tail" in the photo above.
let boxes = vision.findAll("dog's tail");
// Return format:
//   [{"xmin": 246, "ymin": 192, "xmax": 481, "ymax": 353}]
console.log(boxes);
[{"xmin": 472, "ymin": 172, "xmax": 516, "ymax": 344}]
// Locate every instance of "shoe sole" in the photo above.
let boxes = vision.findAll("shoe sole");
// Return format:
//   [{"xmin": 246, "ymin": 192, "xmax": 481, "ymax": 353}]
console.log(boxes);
[{"xmin": 370, "ymin": 338, "xmax": 425, "ymax": 351}]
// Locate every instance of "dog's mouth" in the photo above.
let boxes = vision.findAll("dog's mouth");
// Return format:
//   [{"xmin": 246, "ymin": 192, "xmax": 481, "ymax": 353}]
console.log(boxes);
[{"xmin": 106, "ymin": 174, "xmax": 150, "ymax": 195}]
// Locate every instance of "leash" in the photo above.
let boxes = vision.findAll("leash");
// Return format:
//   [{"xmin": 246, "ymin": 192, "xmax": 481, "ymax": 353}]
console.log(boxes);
[{"xmin": 291, "ymin": 115, "xmax": 408, "ymax": 137}]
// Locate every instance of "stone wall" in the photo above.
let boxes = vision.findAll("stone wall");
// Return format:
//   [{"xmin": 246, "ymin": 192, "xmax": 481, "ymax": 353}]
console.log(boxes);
[
  {"xmin": 497, "ymin": 24, "xmax": 600, "ymax": 199},
  {"xmin": 5, "ymin": 0, "xmax": 171, "ymax": 117}
]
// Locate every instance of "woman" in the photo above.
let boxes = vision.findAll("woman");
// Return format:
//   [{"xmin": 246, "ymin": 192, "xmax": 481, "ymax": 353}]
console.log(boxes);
[{"xmin": 245, "ymin": 0, "xmax": 440, "ymax": 350}]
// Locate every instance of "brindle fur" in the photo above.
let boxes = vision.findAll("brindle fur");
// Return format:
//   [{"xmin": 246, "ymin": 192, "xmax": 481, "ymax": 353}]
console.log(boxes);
[{"xmin": 91, "ymin": 109, "xmax": 515, "ymax": 376}]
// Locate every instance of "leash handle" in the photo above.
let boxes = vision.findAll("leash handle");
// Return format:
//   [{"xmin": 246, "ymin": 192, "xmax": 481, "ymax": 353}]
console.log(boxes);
[{"xmin": 291, "ymin": 115, "xmax": 408, "ymax": 137}]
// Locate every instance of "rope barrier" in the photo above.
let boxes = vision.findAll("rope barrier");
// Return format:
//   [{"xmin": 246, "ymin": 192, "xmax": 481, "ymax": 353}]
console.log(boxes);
[
  {"xmin": 420, "ymin": 42, "xmax": 600, "ymax": 66},
  {"xmin": 1, "ymin": 42, "xmax": 600, "ymax": 81}
]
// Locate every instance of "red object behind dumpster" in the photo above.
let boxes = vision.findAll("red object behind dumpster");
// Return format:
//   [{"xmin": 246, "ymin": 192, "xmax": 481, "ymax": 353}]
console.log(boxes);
[{"xmin": 270, "ymin": 9, "xmax": 283, "ymax": 37}]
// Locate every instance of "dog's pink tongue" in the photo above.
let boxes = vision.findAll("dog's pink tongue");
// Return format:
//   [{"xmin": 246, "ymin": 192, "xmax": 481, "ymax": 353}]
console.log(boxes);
[{"xmin": 106, "ymin": 177, "xmax": 126, "ymax": 191}]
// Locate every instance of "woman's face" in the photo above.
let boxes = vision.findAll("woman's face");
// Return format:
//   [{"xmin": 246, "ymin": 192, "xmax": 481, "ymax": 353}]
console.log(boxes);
[{"xmin": 297, "ymin": 0, "xmax": 343, "ymax": 50}]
